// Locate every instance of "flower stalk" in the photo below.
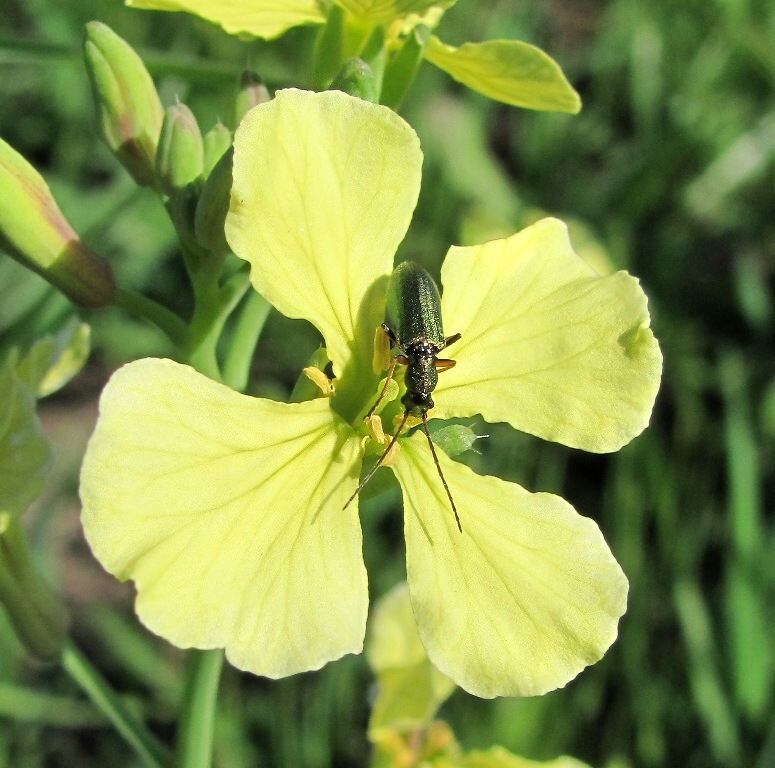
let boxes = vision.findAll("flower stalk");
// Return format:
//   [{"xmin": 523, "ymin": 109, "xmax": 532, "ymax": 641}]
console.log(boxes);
[{"xmin": 0, "ymin": 514, "xmax": 68, "ymax": 660}]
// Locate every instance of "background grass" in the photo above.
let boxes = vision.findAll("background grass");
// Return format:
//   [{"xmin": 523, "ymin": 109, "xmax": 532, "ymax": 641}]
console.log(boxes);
[{"xmin": 1, "ymin": 0, "xmax": 774, "ymax": 766}]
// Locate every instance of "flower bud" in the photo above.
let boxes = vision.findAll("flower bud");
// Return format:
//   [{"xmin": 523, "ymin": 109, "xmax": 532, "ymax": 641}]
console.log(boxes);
[
  {"xmin": 194, "ymin": 147, "xmax": 233, "ymax": 257},
  {"xmin": 0, "ymin": 138, "xmax": 115, "ymax": 307},
  {"xmin": 83, "ymin": 21, "xmax": 163, "ymax": 187},
  {"xmin": 155, "ymin": 102, "xmax": 204, "ymax": 197},
  {"xmin": 202, "ymin": 122, "xmax": 231, "ymax": 177},
  {"xmin": 330, "ymin": 59, "xmax": 379, "ymax": 103},
  {"xmin": 233, "ymin": 70, "xmax": 270, "ymax": 128}
]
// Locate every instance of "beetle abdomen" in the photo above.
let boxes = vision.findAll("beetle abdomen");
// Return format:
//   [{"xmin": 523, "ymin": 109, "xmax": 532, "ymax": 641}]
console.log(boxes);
[{"xmin": 384, "ymin": 261, "xmax": 445, "ymax": 350}]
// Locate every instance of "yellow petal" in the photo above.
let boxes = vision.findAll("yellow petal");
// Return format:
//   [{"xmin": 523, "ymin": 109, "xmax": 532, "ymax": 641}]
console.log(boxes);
[
  {"xmin": 227, "ymin": 89, "xmax": 422, "ymax": 402},
  {"xmin": 126, "ymin": 0, "xmax": 326, "ymax": 40},
  {"xmin": 435, "ymin": 218, "xmax": 662, "ymax": 453},
  {"xmin": 425, "ymin": 36, "xmax": 581, "ymax": 113},
  {"xmin": 366, "ymin": 582, "xmax": 455, "ymax": 732},
  {"xmin": 80, "ymin": 358, "xmax": 366, "ymax": 677},
  {"xmin": 392, "ymin": 433, "xmax": 628, "ymax": 698},
  {"xmin": 338, "ymin": 0, "xmax": 456, "ymax": 24}
]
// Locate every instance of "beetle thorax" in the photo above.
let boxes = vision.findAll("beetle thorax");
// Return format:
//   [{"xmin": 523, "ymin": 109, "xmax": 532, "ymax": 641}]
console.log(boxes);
[{"xmin": 402, "ymin": 355, "xmax": 438, "ymax": 416}]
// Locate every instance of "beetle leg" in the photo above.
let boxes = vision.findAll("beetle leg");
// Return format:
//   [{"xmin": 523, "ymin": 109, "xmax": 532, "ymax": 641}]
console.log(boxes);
[
  {"xmin": 438, "ymin": 332, "xmax": 461, "ymax": 352},
  {"xmin": 434, "ymin": 358, "xmax": 457, "ymax": 372}
]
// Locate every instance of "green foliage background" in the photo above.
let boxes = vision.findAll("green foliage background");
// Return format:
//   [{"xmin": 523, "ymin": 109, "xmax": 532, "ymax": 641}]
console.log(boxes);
[{"xmin": 1, "ymin": 0, "xmax": 774, "ymax": 766}]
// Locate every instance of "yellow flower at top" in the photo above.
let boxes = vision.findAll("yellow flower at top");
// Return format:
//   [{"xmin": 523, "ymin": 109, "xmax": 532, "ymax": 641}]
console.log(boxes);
[
  {"xmin": 126, "ymin": 0, "xmax": 581, "ymax": 112},
  {"xmin": 127, "ymin": 0, "xmax": 451, "ymax": 38},
  {"xmin": 80, "ymin": 90, "xmax": 661, "ymax": 698}
]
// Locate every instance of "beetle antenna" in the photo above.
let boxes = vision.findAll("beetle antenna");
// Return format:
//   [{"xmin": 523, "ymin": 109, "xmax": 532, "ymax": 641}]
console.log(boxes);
[
  {"xmin": 343, "ymin": 410, "xmax": 410, "ymax": 511},
  {"xmin": 421, "ymin": 412, "xmax": 462, "ymax": 534}
]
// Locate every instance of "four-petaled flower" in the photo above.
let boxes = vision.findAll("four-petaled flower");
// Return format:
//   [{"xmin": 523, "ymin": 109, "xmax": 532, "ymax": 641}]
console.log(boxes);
[{"xmin": 80, "ymin": 89, "xmax": 662, "ymax": 698}]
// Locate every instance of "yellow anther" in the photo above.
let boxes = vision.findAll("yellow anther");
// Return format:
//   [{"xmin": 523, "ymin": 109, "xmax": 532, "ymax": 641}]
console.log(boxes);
[
  {"xmin": 372, "ymin": 324, "xmax": 391, "ymax": 374},
  {"xmin": 302, "ymin": 366, "xmax": 334, "ymax": 397},
  {"xmin": 365, "ymin": 413, "xmax": 387, "ymax": 444}
]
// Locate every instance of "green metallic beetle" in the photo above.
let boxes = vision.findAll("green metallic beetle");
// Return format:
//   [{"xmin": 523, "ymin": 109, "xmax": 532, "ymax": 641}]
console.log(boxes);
[{"xmin": 344, "ymin": 261, "xmax": 462, "ymax": 532}]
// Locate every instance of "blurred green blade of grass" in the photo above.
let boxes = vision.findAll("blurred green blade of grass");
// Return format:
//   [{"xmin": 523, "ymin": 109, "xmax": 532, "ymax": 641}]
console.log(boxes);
[
  {"xmin": 414, "ymin": 94, "xmax": 521, "ymax": 230},
  {"xmin": 684, "ymin": 112, "xmax": 775, "ymax": 225},
  {"xmin": 0, "ymin": 682, "xmax": 107, "ymax": 727},
  {"xmin": 719, "ymin": 352, "xmax": 774, "ymax": 721},
  {"xmin": 0, "ymin": 36, "xmax": 241, "ymax": 85},
  {"xmin": 673, "ymin": 580, "xmax": 742, "ymax": 765},
  {"xmin": 755, "ymin": 711, "xmax": 775, "ymax": 768},
  {"xmin": 87, "ymin": 606, "xmax": 182, "ymax": 711}
]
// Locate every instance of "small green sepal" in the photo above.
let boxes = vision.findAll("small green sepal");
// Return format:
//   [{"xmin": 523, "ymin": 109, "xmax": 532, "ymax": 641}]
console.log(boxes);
[
  {"xmin": 429, "ymin": 423, "xmax": 485, "ymax": 458},
  {"xmin": 155, "ymin": 102, "xmax": 204, "ymax": 197},
  {"xmin": 380, "ymin": 24, "xmax": 430, "ymax": 110},
  {"xmin": 0, "ymin": 138, "xmax": 115, "ymax": 307},
  {"xmin": 359, "ymin": 25, "xmax": 386, "ymax": 95},
  {"xmin": 83, "ymin": 21, "xmax": 164, "ymax": 187},
  {"xmin": 330, "ymin": 58, "xmax": 379, "ymax": 102},
  {"xmin": 171, "ymin": 183, "xmax": 203, "ymax": 257},
  {"xmin": 312, "ymin": 3, "xmax": 345, "ymax": 89},
  {"xmin": 194, "ymin": 147, "xmax": 233, "ymax": 257}
]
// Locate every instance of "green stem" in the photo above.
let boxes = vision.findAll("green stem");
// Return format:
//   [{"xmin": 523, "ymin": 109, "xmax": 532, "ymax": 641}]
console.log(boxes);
[
  {"xmin": 0, "ymin": 515, "xmax": 68, "ymax": 659},
  {"xmin": 176, "ymin": 650, "xmax": 224, "ymax": 768},
  {"xmin": 61, "ymin": 640, "xmax": 172, "ymax": 768},
  {"xmin": 222, "ymin": 291, "xmax": 271, "ymax": 392},
  {"xmin": 185, "ymin": 268, "xmax": 250, "ymax": 382},
  {"xmin": 113, "ymin": 288, "xmax": 189, "ymax": 348},
  {"xmin": 0, "ymin": 682, "xmax": 107, "ymax": 727}
]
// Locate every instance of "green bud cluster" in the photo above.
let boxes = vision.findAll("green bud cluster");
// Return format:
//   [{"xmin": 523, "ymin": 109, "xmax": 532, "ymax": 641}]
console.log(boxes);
[{"xmin": 81, "ymin": 23, "xmax": 249, "ymax": 264}]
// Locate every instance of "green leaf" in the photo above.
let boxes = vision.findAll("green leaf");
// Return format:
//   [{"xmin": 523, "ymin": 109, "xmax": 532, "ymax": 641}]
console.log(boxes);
[
  {"xmin": 0, "ymin": 359, "xmax": 51, "ymax": 516},
  {"xmin": 425, "ymin": 35, "xmax": 581, "ymax": 113},
  {"xmin": 366, "ymin": 582, "xmax": 455, "ymax": 733},
  {"xmin": 16, "ymin": 318, "xmax": 90, "ymax": 398}
]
